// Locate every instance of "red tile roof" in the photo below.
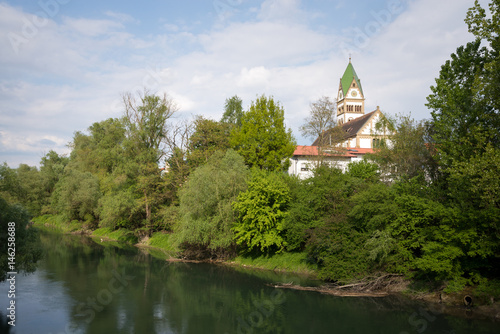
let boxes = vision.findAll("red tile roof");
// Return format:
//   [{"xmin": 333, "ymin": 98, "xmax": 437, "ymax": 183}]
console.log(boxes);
[{"xmin": 293, "ymin": 145, "xmax": 374, "ymax": 157}]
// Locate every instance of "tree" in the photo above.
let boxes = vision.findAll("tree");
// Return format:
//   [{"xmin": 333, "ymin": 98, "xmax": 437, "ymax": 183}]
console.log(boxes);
[
  {"xmin": 176, "ymin": 150, "xmax": 249, "ymax": 259},
  {"xmin": 232, "ymin": 169, "xmax": 290, "ymax": 253},
  {"xmin": 0, "ymin": 197, "xmax": 42, "ymax": 281},
  {"xmin": 346, "ymin": 160, "xmax": 380, "ymax": 182},
  {"xmin": 221, "ymin": 95, "xmax": 244, "ymax": 126},
  {"xmin": 283, "ymin": 165, "xmax": 362, "ymax": 252},
  {"xmin": 466, "ymin": 0, "xmax": 500, "ymax": 114},
  {"xmin": 51, "ymin": 169, "xmax": 101, "ymax": 223},
  {"xmin": 122, "ymin": 91, "xmax": 178, "ymax": 226},
  {"xmin": 299, "ymin": 96, "xmax": 345, "ymax": 167},
  {"xmin": 161, "ymin": 118, "xmax": 194, "ymax": 204},
  {"xmin": 299, "ymin": 96, "xmax": 337, "ymax": 142},
  {"xmin": 230, "ymin": 95, "xmax": 296, "ymax": 171},
  {"xmin": 187, "ymin": 116, "xmax": 231, "ymax": 169},
  {"xmin": 0, "ymin": 163, "xmax": 45, "ymax": 216},
  {"xmin": 426, "ymin": 40, "xmax": 497, "ymax": 167},
  {"xmin": 69, "ymin": 118, "xmax": 126, "ymax": 176},
  {"xmin": 301, "ymin": 167, "xmax": 370, "ymax": 282},
  {"xmin": 39, "ymin": 150, "xmax": 68, "ymax": 212},
  {"xmin": 122, "ymin": 90, "xmax": 178, "ymax": 163},
  {"xmin": 370, "ymin": 114, "xmax": 437, "ymax": 182}
]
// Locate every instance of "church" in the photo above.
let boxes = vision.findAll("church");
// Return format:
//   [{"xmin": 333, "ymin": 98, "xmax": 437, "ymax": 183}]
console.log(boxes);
[{"xmin": 288, "ymin": 60, "xmax": 391, "ymax": 179}]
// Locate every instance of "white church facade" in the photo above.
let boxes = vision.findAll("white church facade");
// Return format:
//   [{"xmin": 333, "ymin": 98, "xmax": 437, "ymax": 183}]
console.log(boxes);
[{"xmin": 288, "ymin": 60, "xmax": 391, "ymax": 179}]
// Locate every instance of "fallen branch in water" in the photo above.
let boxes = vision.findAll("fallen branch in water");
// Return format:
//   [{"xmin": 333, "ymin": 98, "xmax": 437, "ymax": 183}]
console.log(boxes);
[{"xmin": 268, "ymin": 274, "xmax": 403, "ymax": 298}]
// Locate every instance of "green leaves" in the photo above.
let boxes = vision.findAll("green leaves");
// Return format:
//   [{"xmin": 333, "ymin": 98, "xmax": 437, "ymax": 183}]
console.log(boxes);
[
  {"xmin": 232, "ymin": 169, "xmax": 290, "ymax": 253},
  {"xmin": 370, "ymin": 114, "xmax": 437, "ymax": 182},
  {"xmin": 230, "ymin": 95, "xmax": 296, "ymax": 172},
  {"xmin": 176, "ymin": 150, "xmax": 249, "ymax": 258},
  {"xmin": 426, "ymin": 40, "xmax": 494, "ymax": 168},
  {"xmin": 221, "ymin": 95, "xmax": 244, "ymax": 126},
  {"xmin": 51, "ymin": 169, "xmax": 101, "ymax": 222},
  {"xmin": 187, "ymin": 116, "xmax": 232, "ymax": 169}
]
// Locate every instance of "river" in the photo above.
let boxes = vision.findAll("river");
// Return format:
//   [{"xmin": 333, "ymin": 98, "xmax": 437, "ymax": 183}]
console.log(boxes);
[{"xmin": 0, "ymin": 231, "xmax": 498, "ymax": 334}]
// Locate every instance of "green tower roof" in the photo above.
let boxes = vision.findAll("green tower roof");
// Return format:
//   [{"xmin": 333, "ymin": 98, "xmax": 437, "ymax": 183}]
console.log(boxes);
[{"xmin": 340, "ymin": 61, "xmax": 363, "ymax": 96}]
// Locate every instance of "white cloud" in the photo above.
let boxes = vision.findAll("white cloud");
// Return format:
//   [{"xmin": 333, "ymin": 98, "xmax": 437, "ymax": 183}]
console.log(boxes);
[
  {"xmin": 104, "ymin": 11, "xmax": 139, "ymax": 24},
  {"xmin": 258, "ymin": 0, "xmax": 303, "ymax": 23},
  {"xmin": 237, "ymin": 66, "xmax": 271, "ymax": 88}
]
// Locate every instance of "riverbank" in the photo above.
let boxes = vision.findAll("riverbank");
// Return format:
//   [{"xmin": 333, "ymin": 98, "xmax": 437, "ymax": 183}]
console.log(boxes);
[{"xmin": 31, "ymin": 218, "xmax": 500, "ymax": 321}]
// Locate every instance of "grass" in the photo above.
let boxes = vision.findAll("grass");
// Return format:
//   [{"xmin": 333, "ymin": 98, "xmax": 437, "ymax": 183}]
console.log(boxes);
[
  {"xmin": 147, "ymin": 232, "xmax": 179, "ymax": 253},
  {"xmin": 92, "ymin": 227, "xmax": 138, "ymax": 244},
  {"xmin": 231, "ymin": 251, "xmax": 317, "ymax": 276},
  {"xmin": 32, "ymin": 214, "xmax": 82, "ymax": 233}
]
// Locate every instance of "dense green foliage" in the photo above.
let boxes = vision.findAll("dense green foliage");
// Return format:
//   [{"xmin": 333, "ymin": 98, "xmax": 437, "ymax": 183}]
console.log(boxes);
[
  {"xmin": 0, "ymin": 197, "xmax": 42, "ymax": 281},
  {"xmin": 176, "ymin": 150, "xmax": 249, "ymax": 258},
  {"xmin": 187, "ymin": 116, "xmax": 232, "ymax": 169},
  {"xmin": 232, "ymin": 169, "xmax": 290, "ymax": 253},
  {"xmin": 230, "ymin": 95, "xmax": 296, "ymax": 171},
  {"xmin": 370, "ymin": 114, "xmax": 438, "ymax": 181}
]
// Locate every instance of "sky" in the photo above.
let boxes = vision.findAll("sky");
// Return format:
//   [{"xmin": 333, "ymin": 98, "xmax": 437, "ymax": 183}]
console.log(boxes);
[{"xmin": 0, "ymin": 0, "xmax": 485, "ymax": 167}]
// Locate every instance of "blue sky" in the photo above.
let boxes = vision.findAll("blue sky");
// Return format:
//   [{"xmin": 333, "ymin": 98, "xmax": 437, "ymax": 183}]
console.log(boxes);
[{"xmin": 0, "ymin": 0, "xmax": 484, "ymax": 167}]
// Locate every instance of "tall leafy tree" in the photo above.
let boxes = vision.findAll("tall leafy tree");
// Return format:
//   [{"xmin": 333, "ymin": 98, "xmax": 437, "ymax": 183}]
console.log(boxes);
[
  {"xmin": 122, "ymin": 91, "xmax": 178, "ymax": 226},
  {"xmin": 122, "ymin": 91, "xmax": 178, "ymax": 163},
  {"xmin": 426, "ymin": 40, "xmax": 496, "ymax": 167},
  {"xmin": 221, "ymin": 95, "xmax": 244, "ymax": 126},
  {"xmin": 419, "ymin": 0, "xmax": 500, "ymax": 287},
  {"xmin": 230, "ymin": 95, "xmax": 296, "ymax": 171},
  {"xmin": 466, "ymin": 0, "xmax": 500, "ymax": 114},
  {"xmin": 69, "ymin": 118, "xmax": 127, "ymax": 176},
  {"xmin": 187, "ymin": 116, "xmax": 231, "ymax": 169},
  {"xmin": 39, "ymin": 150, "xmax": 68, "ymax": 211}
]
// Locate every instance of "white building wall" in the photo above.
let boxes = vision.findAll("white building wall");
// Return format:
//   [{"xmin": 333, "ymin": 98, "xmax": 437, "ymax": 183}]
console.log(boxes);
[
  {"xmin": 359, "ymin": 138, "xmax": 372, "ymax": 148},
  {"xmin": 288, "ymin": 155, "xmax": 366, "ymax": 178}
]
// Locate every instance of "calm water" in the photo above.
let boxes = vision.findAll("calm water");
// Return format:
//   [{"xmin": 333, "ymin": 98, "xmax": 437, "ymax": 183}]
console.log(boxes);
[{"xmin": 1, "ymin": 232, "xmax": 498, "ymax": 334}]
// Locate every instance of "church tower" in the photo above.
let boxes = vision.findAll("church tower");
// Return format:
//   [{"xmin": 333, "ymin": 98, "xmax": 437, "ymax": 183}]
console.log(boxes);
[{"xmin": 337, "ymin": 59, "xmax": 365, "ymax": 125}]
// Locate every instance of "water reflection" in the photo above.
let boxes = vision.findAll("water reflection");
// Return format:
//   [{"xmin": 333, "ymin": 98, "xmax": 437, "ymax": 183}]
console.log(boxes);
[{"xmin": 0, "ymin": 231, "xmax": 498, "ymax": 334}]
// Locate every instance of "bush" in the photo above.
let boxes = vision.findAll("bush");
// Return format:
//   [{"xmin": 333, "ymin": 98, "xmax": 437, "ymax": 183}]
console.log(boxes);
[{"xmin": 232, "ymin": 169, "xmax": 290, "ymax": 253}]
